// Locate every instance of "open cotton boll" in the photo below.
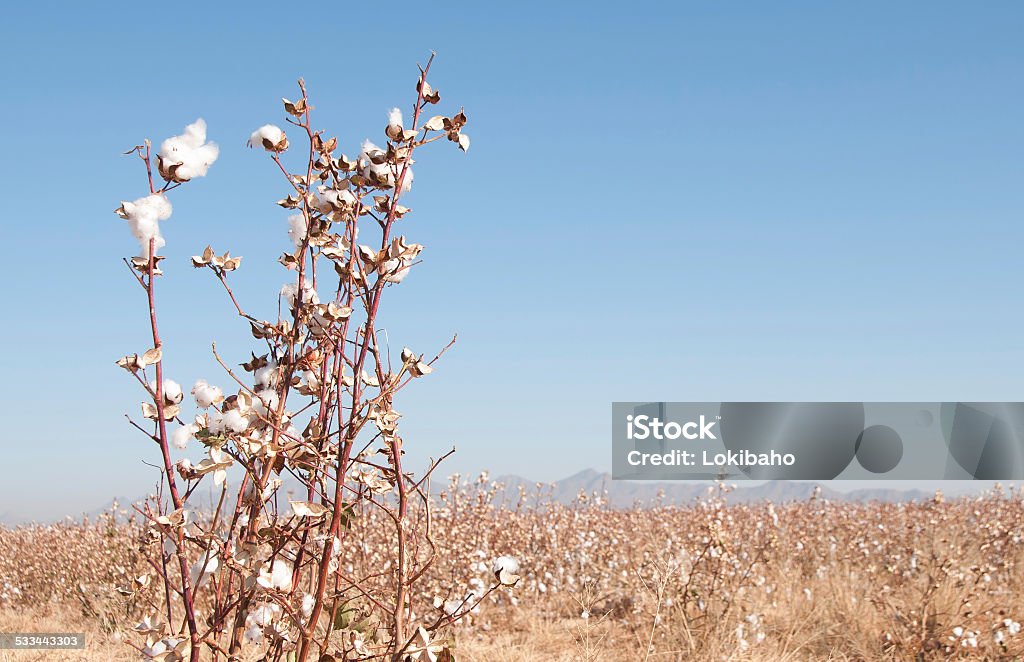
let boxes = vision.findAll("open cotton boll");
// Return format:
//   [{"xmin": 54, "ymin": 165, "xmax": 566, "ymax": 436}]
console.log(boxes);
[
  {"xmin": 243, "ymin": 624, "xmax": 263, "ymax": 644},
  {"xmin": 206, "ymin": 409, "xmax": 225, "ymax": 435},
  {"xmin": 122, "ymin": 194, "xmax": 173, "ymax": 223},
  {"xmin": 357, "ymin": 138, "xmax": 413, "ymax": 193},
  {"xmin": 379, "ymin": 256, "xmax": 414, "ymax": 283},
  {"xmin": 364, "ymin": 161, "xmax": 388, "ymax": 181},
  {"xmin": 492, "ymin": 555, "xmax": 521, "ymax": 585},
  {"xmin": 254, "ymin": 361, "xmax": 279, "ymax": 389},
  {"xmin": 257, "ymin": 560, "xmax": 294, "ymax": 591},
  {"xmin": 366, "ymin": 161, "xmax": 414, "ymax": 193},
  {"xmin": 248, "ymin": 124, "xmax": 288, "ymax": 151},
  {"xmin": 222, "ymin": 409, "xmax": 250, "ymax": 434},
  {"xmin": 143, "ymin": 637, "xmax": 184, "ymax": 659},
  {"xmin": 387, "ymin": 107, "xmax": 403, "ymax": 129},
  {"xmin": 287, "ymin": 214, "xmax": 307, "ymax": 248},
  {"xmin": 395, "ymin": 162, "xmax": 413, "ymax": 193},
  {"xmin": 360, "ymin": 139, "xmax": 384, "ymax": 161},
  {"xmin": 493, "ymin": 555, "xmax": 518, "ymax": 571},
  {"xmin": 253, "ymin": 389, "xmax": 279, "ymax": 418},
  {"xmin": 163, "ymin": 379, "xmax": 183, "ymax": 404},
  {"xmin": 190, "ymin": 554, "xmax": 219, "ymax": 588},
  {"xmin": 158, "ymin": 118, "xmax": 219, "ymax": 182},
  {"xmin": 280, "ymin": 281, "xmax": 320, "ymax": 308},
  {"xmin": 128, "ymin": 217, "xmax": 164, "ymax": 258},
  {"xmin": 301, "ymin": 594, "xmax": 315, "ymax": 619},
  {"xmin": 171, "ymin": 423, "xmax": 197, "ymax": 450},
  {"xmin": 314, "ymin": 187, "xmax": 358, "ymax": 214},
  {"xmin": 120, "ymin": 194, "xmax": 172, "ymax": 258},
  {"xmin": 192, "ymin": 379, "xmax": 224, "ymax": 408},
  {"xmin": 246, "ymin": 603, "xmax": 281, "ymax": 629},
  {"xmin": 150, "ymin": 378, "xmax": 183, "ymax": 404}
]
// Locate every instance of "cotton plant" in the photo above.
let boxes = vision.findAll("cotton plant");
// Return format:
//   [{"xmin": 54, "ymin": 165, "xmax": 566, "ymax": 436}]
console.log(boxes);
[{"xmin": 112, "ymin": 56, "xmax": 510, "ymax": 662}]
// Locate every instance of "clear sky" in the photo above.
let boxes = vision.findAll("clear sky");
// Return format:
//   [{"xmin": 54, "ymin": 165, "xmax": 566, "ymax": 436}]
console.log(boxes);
[{"xmin": 1, "ymin": 2, "xmax": 1022, "ymax": 522}]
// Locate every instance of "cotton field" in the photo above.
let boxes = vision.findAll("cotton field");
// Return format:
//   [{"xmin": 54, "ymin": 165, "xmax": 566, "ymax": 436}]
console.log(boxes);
[{"xmin": 2, "ymin": 482, "xmax": 1023, "ymax": 660}]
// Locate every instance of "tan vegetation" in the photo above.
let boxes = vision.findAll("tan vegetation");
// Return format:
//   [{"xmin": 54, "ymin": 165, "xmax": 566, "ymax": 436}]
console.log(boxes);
[{"xmin": 2, "ymin": 482, "xmax": 1023, "ymax": 660}]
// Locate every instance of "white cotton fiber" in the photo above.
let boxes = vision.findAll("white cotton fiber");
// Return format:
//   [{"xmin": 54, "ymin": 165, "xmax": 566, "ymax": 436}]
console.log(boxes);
[{"xmin": 158, "ymin": 119, "xmax": 219, "ymax": 181}]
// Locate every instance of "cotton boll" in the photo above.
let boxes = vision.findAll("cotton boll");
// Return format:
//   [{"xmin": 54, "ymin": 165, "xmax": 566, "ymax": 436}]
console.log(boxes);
[
  {"xmin": 395, "ymin": 162, "xmax": 413, "ymax": 193},
  {"xmin": 492, "ymin": 556, "xmax": 519, "ymax": 574},
  {"xmin": 257, "ymin": 560, "xmax": 294, "ymax": 591},
  {"xmin": 373, "ymin": 162, "xmax": 413, "ymax": 193},
  {"xmin": 270, "ymin": 561, "xmax": 293, "ymax": 590},
  {"xmin": 192, "ymin": 379, "xmax": 224, "ymax": 408},
  {"xmin": 206, "ymin": 409, "xmax": 225, "ymax": 435},
  {"xmin": 150, "ymin": 379, "xmax": 183, "ymax": 404},
  {"xmin": 338, "ymin": 189, "xmax": 357, "ymax": 206},
  {"xmin": 357, "ymin": 137, "xmax": 413, "ymax": 192},
  {"xmin": 129, "ymin": 217, "xmax": 165, "ymax": 258},
  {"xmin": 222, "ymin": 409, "xmax": 250, "ymax": 434},
  {"xmin": 315, "ymin": 187, "xmax": 358, "ymax": 214},
  {"xmin": 358, "ymin": 139, "xmax": 393, "ymax": 185},
  {"xmin": 280, "ymin": 283, "xmax": 295, "ymax": 305},
  {"xmin": 254, "ymin": 362, "xmax": 278, "ymax": 389},
  {"xmin": 301, "ymin": 594, "xmax": 315, "ymax": 619},
  {"xmin": 492, "ymin": 555, "xmax": 520, "ymax": 585},
  {"xmin": 287, "ymin": 214, "xmax": 307, "ymax": 248},
  {"xmin": 163, "ymin": 379, "xmax": 183, "ymax": 404},
  {"xmin": 360, "ymin": 139, "xmax": 384, "ymax": 162},
  {"xmin": 119, "ymin": 194, "xmax": 172, "ymax": 258},
  {"xmin": 246, "ymin": 603, "xmax": 281, "ymax": 628},
  {"xmin": 253, "ymin": 389, "xmax": 279, "ymax": 418},
  {"xmin": 280, "ymin": 282, "xmax": 319, "ymax": 308},
  {"xmin": 382, "ymin": 160, "xmax": 414, "ymax": 193},
  {"xmin": 142, "ymin": 640, "xmax": 169, "ymax": 658},
  {"xmin": 387, "ymin": 107, "xmax": 403, "ymax": 129},
  {"xmin": 379, "ymin": 257, "xmax": 413, "ymax": 283},
  {"xmin": 365, "ymin": 161, "xmax": 389, "ymax": 183},
  {"xmin": 248, "ymin": 124, "xmax": 288, "ymax": 152},
  {"xmin": 158, "ymin": 119, "xmax": 219, "ymax": 182},
  {"xmin": 190, "ymin": 554, "xmax": 219, "ymax": 588},
  {"xmin": 243, "ymin": 624, "xmax": 263, "ymax": 644},
  {"xmin": 171, "ymin": 424, "xmax": 196, "ymax": 450},
  {"xmin": 385, "ymin": 107, "xmax": 405, "ymax": 140},
  {"xmin": 121, "ymin": 194, "xmax": 172, "ymax": 226}
]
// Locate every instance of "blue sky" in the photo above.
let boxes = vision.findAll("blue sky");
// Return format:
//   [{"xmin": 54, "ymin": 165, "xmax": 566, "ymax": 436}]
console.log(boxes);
[{"xmin": 1, "ymin": 2, "xmax": 1022, "ymax": 521}]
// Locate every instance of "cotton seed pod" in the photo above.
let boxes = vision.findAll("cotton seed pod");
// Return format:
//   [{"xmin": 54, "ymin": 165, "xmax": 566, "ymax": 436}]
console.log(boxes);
[{"xmin": 248, "ymin": 124, "xmax": 289, "ymax": 152}]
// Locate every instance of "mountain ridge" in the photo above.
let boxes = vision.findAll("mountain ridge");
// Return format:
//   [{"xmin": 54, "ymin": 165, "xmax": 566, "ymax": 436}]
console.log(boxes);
[
  {"xmin": 5, "ymin": 470, "xmax": 945, "ymax": 526},
  {"xmin": 490, "ymin": 468, "xmax": 931, "ymax": 507}
]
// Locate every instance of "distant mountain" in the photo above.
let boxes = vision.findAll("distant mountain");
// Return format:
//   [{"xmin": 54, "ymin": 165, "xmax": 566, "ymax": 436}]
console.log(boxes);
[
  {"xmin": 492, "ymin": 469, "xmax": 930, "ymax": 507},
  {"xmin": 2, "ymin": 470, "xmax": 944, "ymax": 527}
]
